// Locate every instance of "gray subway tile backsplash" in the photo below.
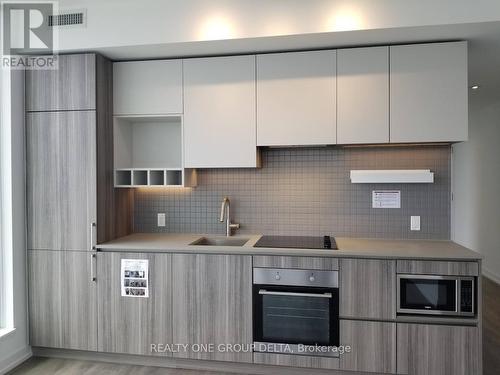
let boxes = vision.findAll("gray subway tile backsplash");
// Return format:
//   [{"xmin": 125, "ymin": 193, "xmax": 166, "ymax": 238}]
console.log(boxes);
[{"xmin": 134, "ymin": 145, "xmax": 451, "ymax": 239}]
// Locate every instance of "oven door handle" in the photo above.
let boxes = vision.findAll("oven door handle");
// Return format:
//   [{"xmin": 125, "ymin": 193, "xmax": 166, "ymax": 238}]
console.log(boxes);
[{"xmin": 258, "ymin": 290, "xmax": 332, "ymax": 298}]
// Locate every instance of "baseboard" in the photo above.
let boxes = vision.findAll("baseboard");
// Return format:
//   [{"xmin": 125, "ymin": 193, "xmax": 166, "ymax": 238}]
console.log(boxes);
[
  {"xmin": 483, "ymin": 267, "xmax": 500, "ymax": 286},
  {"xmin": 0, "ymin": 346, "xmax": 32, "ymax": 375},
  {"xmin": 32, "ymin": 348, "xmax": 372, "ymax": 375}
]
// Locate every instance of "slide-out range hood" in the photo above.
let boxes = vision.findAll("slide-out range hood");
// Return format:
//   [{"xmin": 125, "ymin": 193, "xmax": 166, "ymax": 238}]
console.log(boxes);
[{"xmin": 350, "ymin": 169, "xmax": 434, "ymax": 183}]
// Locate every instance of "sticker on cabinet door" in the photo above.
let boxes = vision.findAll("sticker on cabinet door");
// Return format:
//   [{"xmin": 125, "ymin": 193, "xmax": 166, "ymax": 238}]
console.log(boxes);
[{"xmin": 121, "ymin": 259, "xmax": 149, "ymax": 298}]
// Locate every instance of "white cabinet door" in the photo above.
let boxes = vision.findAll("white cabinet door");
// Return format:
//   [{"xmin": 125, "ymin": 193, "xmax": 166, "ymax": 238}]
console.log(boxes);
[
  {"xmin": 256, "ymin": 50, "xmax": 336, "ymax": 146},
  {"xmin": 337, "ymin": 47, "xmax": 389, "ymax": 144},
  {"xmin": 183, "ymin": 55, "xmax": 258, "ymax": 168},
  {"xmin": 390, "ymin": 41, "xmax": 468, "ymax": 143},
  {"xmin": 113, "ymin": 60, "xmax": 183, "ymax": 115}
]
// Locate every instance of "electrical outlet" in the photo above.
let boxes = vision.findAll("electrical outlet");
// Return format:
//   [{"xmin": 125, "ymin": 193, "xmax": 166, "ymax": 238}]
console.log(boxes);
[
  {"xmin": 411, "ymin": 216, "xmax": 421, "ymax": 231},
  {"xmin": 157, "ymin": 213, "xmax": 166, "ymax": 227}
]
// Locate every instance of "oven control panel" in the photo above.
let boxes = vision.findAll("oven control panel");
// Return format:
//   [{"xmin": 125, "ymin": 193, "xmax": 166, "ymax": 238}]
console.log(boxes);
[{"xmin": 253, "ymin": 267, "xmax": 338, "ymax": 288}]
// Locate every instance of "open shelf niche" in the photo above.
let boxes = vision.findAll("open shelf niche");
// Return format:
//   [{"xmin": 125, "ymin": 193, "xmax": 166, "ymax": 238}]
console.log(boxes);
[{"xmin": 114, "ymin": 115, "xmax": 196, "ymax": 188}]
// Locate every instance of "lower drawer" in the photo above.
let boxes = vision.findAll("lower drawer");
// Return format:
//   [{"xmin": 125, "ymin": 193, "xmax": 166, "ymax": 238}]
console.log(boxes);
[
  {"xmin": 253, "ymin": 256, "xmax": 339, "ymax": 270},
  {"xmin": 396, "ymin": 260, "xmax": 479, "ymax": 276},
  {"xmin": 396, "ymin": 323, "xmax": 480, "ymax": 375},
  {"xmin": 253, "ymin": 352, "xmax": 339, "ymax": 370}
]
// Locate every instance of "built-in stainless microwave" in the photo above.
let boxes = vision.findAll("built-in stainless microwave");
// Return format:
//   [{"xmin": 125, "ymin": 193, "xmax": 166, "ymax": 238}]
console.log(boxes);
[{"xmin": 397, "ymin": 274, "xmax": 475, "ymax": 317}]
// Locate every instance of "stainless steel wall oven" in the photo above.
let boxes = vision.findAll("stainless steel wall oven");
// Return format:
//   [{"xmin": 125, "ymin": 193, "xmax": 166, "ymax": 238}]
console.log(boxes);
[{"xmin": 253, "ymin": 267, "xmax": 339, "ymax": 356}]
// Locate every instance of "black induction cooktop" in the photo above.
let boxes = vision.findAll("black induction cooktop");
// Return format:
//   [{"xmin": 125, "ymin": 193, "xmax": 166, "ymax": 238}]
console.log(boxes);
[{"xmin": 254, "ymin": 235, "xmax": 338, "ymax": 250}]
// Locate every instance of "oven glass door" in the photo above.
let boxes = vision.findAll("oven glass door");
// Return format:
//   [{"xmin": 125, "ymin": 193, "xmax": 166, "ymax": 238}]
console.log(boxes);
[
  {"xmin": 253, "ymin": 285, "xmax": 339, "ymax": 346},
  {"xmin": 399, "ymin": 277, "xmax": 457, "ymax": 312}
]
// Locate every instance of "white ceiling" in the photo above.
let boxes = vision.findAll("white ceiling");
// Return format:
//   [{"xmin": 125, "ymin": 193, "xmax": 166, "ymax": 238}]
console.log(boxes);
[
  {"xmin": 75, "ymin": 21, "xmax": 500, "ymax": 101},
  {"xmin": 55, "ymin": 0, "xmax": 500, "ymax": 100},
  {"xmin": 57, "ymin": 0, "xmax": 500, "ymax": 49}
]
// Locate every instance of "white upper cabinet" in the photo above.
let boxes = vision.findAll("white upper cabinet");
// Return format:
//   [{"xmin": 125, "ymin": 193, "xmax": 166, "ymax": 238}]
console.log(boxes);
[
  {"xmin": 183, "ymin": 55, "xmax": 258, "ymax": 168},
  {"xmin": 113, "ymin": 60, "xmax": 183, "ymax": 115},
  {"xmin": 256, "ymin": 50, "xmax": 337, "ymax": 146},
  {"xmin": 390, "ymin": 41, "xmax": 468, "ymax": 143},
  {"xmin": 337, "ymin": 47, "xmax": 389, "ymax": 144}
]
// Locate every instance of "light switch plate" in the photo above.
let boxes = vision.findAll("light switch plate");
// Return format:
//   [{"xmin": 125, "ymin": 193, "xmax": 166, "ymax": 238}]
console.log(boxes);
[
  {"xmin": 157, "ymin": 213, "xmax": 166, "ymax": 227},
  {"xmin": 411, "ymin": 216, "xmax": 421, "ymax": 231}
]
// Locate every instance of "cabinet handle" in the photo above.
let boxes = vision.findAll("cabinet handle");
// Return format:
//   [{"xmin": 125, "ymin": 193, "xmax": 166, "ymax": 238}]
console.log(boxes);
[
  {"xmin": 90, "ymin": 252, "xmax": 96, "ymax": 282},
  {"xmin": 89, "ymin": 222, "xmax": 96, "ymax": 251},
  {"xmin": 258, "ymin": 290, "xmax": 332, "ymax": 298}
]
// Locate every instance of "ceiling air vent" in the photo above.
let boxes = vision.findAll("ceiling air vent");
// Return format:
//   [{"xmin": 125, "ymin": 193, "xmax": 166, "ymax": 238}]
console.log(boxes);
[{"xmin": 48, "ymin": 9, "xmax": 86, "ymax": 27}]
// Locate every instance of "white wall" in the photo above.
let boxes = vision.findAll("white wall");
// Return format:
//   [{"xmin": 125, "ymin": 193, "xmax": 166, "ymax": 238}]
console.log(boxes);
[
  {"xmin": 0, "ymin": 71, "xmax": 31, "ymax": 374},
  {"xmin": 452, "ymin": 91, "xmax": 500, "ymax": 283},
  {"xmin": 57, "ymin": 0, "xmax": 500, "ymax": 51}
]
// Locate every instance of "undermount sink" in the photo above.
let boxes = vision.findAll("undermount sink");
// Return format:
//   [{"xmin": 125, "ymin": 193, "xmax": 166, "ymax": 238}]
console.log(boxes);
[{"xmin": 190, "ymin": 236, "xmax": 250, "ymax": 247}]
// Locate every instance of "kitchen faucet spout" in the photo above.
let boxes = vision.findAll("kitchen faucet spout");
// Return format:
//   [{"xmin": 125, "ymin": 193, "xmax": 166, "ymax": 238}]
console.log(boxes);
[{"xmin": 219, "ymin": 197, "xmax": 240, "ymax": 236}]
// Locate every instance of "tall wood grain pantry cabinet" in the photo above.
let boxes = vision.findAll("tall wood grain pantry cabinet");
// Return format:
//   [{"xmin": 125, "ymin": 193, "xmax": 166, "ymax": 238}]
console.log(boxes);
[{"xmin": 25, "ymin": 54, "xmax": 132, "ymax": 350}]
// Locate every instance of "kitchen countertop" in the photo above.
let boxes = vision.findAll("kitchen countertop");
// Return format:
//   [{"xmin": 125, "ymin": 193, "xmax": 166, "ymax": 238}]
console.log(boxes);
[{"xmin": 96, "ymin": 233, "xmax": 482, "ymax": 260}]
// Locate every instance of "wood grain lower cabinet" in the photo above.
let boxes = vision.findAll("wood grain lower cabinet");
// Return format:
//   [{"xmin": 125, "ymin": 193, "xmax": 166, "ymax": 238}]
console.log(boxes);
[
  {"xmin": 339, "ymin": 320, "xmax": 396, "ymax": 374},
  {"xmin": 28, "ymin": 250, "xmax": 97, "ymax": 350},
  {"xmin": 340, "ymin": 259, "xmax": 396, "ymax": 319},
  {"xmin": 396, "ymin": 323, "xmax": 480, "ymax": 375},
  {"xmin": 97, "ymin": 252, "xmax": 173, "ymax": 356},
  {"xmin": 171, "ymin": 254, "xmax": 253, "ymax": 363}
]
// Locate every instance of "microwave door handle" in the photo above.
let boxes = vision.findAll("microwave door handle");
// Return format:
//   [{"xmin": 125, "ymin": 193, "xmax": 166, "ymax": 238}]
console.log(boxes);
[{"xmin": 258, "ymin": 290, "xmax": 332, "ymax": 299}]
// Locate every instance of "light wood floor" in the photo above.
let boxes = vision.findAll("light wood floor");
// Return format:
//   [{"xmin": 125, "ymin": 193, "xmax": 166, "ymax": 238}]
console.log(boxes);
[
  {"xmin": 9, "ymin": 276, "xmax": 500, "ymax": 375},
  {"xmin": 8, "ymin": 357, "xmax": 249, "ymax": 375}
]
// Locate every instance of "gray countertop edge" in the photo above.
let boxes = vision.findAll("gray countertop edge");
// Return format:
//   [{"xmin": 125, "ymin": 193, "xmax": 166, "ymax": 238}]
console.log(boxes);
[{"xmin": 95, "ymin": 233, "xmax": 483, "ymax": 261}]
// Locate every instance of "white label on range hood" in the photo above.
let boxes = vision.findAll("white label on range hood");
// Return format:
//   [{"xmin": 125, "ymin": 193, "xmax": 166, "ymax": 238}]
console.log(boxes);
[{"xmin": 372, "ymin": 190, "xmax": 401, "ymax": 209}]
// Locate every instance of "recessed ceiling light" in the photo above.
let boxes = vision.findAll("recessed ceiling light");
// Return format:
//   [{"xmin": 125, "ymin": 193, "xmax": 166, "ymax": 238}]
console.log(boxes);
[{"xmin": 471, "ymin": 85, "xmax": 480, "ymax": 90}]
